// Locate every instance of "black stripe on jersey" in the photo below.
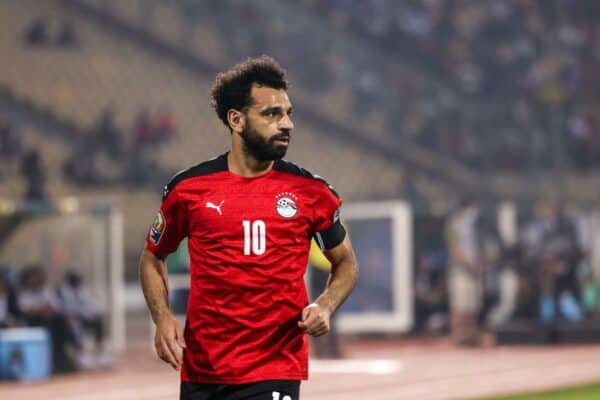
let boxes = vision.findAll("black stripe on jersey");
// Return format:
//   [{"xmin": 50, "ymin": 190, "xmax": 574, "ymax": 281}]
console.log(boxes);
[
  {"xmin": 273, "ymin": 159, "xmax": 340, "ymax": 198},
  {"xmin": 162, "ymin": 153, "xmax": 228, "ymax": 201}
]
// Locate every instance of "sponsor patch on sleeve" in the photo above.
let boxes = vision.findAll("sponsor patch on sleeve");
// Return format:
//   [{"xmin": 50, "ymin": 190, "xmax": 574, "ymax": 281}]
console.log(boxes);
[{"xmin": 149, "ymin": 211, "xmax": 166, "ymax": 245}]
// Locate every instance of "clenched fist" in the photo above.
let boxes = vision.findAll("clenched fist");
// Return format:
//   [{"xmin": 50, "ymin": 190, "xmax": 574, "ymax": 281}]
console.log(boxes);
[{"xmin": 298, "ymin": 303, "xmax": 331, "ymax": 337}]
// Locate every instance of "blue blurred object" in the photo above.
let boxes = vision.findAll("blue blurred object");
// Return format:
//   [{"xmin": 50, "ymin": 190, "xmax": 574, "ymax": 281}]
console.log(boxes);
[
  {"xmin": 0, "ymin": 327, "xmax": 52, "ymax": 381},
  {"xmin": 540, "ymin": 295, "xmax": 555, "ymax": 323},
  {"xmin": 559, "ymin": 292, "xmax": 583, "ymax": 322}
]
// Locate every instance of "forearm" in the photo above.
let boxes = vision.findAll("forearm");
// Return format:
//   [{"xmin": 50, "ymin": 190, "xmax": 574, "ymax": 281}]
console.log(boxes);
[
  {"xmin": 139, "ymin": 248, "xmax": 171, "ymax": 324},
  {"xmin": 314, "ymin": 258, "xmax": 358, "ymax": 315}
]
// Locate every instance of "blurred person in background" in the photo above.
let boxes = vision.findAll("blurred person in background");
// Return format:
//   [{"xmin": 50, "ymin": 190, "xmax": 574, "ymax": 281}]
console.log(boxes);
[
  {"xmin": 413, "ymin": 251, "xmax": 448, "ymax": 334},
  {"xmin": 17, "ymin": 265, "xmax": 80, "ymax": 372},
  {"xmin": 56, "ymin": 19, "xmax": 78, "ymax": 48},
  {"xmin": 578, "ymin": 252, "xmax": 600, "ymax": 318},
  {"xmin": 140, "ymin": 56, "xmax": 358, "ymax": 400},
  {"xmin": 133, "ymin": 107, "xmax": 154, "ymax": 147},
  {"xmin": 24, "ymin": 16, "xmax": 49, "ymax": 46},
  {"xmin": 446, "ymin": 199, "xmax": 483, "ymax": 346},
  {"xmin": 93, "ymin": 105, "xmax": 122, "ymax": 158},
  {"xmin": 485, "ymin": 242, "xmax": 520, "ymax": 330},
  {"xmin": 0, "ymin": 120, "xmax": 22, "ymax": 159},
  {"xmin": 20, "ymin": 149, "xmax": 47, "ymax": 203},
  {"xmin": 0, "ymin": 276, "xmax": 19, "ymax": 328},
  {"xmin": 153, "ymin": 106, "xmax": 177, "ymax": 143},
  {"xmin": 534, "ymin": 203, "xmax": 583, "ymax": 323},
  {"xmin": 477, "ymin": 218, "xmax": 519, "ymax": 331},
  {"xmin": 58, "ymin": 271, "xmax": 111, "ymax": 368}
]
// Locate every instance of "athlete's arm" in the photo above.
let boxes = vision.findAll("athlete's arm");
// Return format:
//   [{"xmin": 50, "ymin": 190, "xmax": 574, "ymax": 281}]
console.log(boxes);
[
  {"xmin": 298, "ymin": 235, "xmax": 358, "ymax": 336},
  {"xmin": 140, "ymin": 247, "xmax": 186, "ymax": 370}
]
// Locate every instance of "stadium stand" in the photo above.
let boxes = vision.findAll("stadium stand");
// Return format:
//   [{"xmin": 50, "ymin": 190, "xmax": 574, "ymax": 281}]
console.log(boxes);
[
  {"xmin": 68, "ymin": 0, "xmax": 486, "ymax": 193},
  {"xmin": 299, "ymin": 0, "xmax": 600, "ymax": 172},
  {"xmin": 1, "ymin": 0, "xmax": 473, "ymax": 207},
  {"xmin": 1, "ymin": 0, "xmax": 466, "ymax": 276},
  {"xmin": 66, "ymin": 0, "xmax": 600, "ymax": 205}
]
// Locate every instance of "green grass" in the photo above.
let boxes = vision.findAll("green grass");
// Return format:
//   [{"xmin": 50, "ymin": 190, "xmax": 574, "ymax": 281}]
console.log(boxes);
[{"xmin": 480, "ymin": 382, "xmax": 600, "ymax": 400}]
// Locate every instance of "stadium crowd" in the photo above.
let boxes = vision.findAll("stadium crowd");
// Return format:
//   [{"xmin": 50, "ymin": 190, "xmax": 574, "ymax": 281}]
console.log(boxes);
[
  {"xmin": 63, "ymin": 105, "xmax": 176, "ymax": 188},
  {"xmin": 150, "ymin": 0, "xmax": 599, "ymax": 172},
  {"xmin": 300, "ymin": 0, "xmax": 599, "ymax": 171}
]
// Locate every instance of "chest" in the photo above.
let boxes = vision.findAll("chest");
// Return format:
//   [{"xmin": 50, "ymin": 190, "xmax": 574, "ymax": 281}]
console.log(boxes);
[{"xmin": 182, "ymin": 181, "xmax": 314, "ymax": 244}]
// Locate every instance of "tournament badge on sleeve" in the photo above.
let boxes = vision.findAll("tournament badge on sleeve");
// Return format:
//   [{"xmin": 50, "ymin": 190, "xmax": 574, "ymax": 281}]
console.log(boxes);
[{"xmin": 149, "ymin": 211, "xmax": 166, "ymax": 245}]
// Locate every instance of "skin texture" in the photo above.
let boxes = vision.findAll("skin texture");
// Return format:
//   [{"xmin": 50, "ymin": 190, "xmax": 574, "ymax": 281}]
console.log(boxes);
[
  {"xmin": 140, "ymin": 84, "xmax": 358, "ymax": 371},
  {"xmin": 140, "ymin": 248, "xmax": 186, "ymax": 370},
  {"xmin": 298, "ymin": 235, "xmax": 358, "ymax": 337}
]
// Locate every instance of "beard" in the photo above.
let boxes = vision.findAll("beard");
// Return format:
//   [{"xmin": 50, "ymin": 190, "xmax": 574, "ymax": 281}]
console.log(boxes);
[{"xmin": 241, "ymin": 124, "xmax": 290, "ymax": 161}]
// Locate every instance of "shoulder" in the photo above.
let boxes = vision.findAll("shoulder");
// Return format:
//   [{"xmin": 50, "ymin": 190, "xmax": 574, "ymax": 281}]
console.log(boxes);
[
  {"xmin": 273, "ymin": 159, "xmax": 340, "ymax": 198},
  {"xmin": 162, "ymin": 154, "xmax": 228, "ymax": 200}
]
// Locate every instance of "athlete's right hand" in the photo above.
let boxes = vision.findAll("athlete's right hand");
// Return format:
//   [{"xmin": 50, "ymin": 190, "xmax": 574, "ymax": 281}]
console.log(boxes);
[{"xmin": 154, "ymin": 314, "xmax": 186, "ymax": 371}]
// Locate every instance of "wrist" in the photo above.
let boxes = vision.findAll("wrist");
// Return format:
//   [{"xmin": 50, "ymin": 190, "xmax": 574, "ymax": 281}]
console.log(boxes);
[
  {"xmin": 315, "ymin": 298, "xmax": 335, "ymax": 316},
  {"xmin": 153, "ymin": 309, "xmax": 173, "ymax": 325}
]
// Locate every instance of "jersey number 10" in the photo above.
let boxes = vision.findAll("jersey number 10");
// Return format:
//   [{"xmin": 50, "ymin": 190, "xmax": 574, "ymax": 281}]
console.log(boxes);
[
  {"xmin": 242, "ymin": 220, "xmax": 266, "ymax": 255},
  {"xmin": 272, "ymin": 392, "xmax": 292, "ymax": 400}
]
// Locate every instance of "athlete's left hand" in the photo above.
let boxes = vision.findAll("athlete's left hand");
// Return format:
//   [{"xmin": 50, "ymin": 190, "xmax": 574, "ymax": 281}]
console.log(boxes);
[{"xmin": 298, "ymin": 303, "xmax": 330, "ymax": 337}]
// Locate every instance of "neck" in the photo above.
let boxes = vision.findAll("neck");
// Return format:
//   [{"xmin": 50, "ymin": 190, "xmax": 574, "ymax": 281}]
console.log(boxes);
[{"xmin": 227, "ymin": 148, "xmax": 274, "ymax": 178}]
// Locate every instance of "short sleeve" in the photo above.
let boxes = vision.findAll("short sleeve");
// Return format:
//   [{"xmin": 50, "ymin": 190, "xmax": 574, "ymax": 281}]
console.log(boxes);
[
  {"xmin": 311, "ymin": 184, "xmax": 346, "ymax": 250},
  {"xmin": 146, "ymin": 187, "xmax": 187, "ymax": 258}
]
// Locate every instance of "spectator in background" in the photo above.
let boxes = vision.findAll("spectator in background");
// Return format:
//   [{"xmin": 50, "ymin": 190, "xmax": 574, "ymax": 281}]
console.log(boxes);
[
  {"xmin": 536, "ymin": 203, "xmax": 583, "ymax": 323},
  {"xmin": 153, "ymin": 106, "xmax": 176, "ymax": 143},
  {"xmin": 24, "ymin": 17, "xmax": 49, "ymax": 46},
  {"xmin": 446, "ymin": 199, "xmax": 483, "ymax": 346},
  {"xmin": 20, "ymin": 149, "xmax": 47, "ymax": 203},
  {"xmin": 578, "ymin": 253, "xmax": 600, "ymax": 318},
  {"xmin": 17, "ymin": 265, "xmax": 80, "ymax": 372},
  {"xmin": 133, "ymin": 107, "xmax": 153, "ymax": 147},
  {"xmin": 56, "ymin": 19, "xmax": 78, "ymax": 48},
  {"xmin": 57, "ymin": 271, "xmax": 111, "ymax": 368},
  {"xmin": 94, "ymin": 105, "xmax": 122, "ymax": 158},
  {"xmin": 485, "ymin": 242, "xmax": 519, "ymax": 330},
  {"xmin": 0, "ymin": 276, "xmax": 19, "ymax": 328},
  {"xmin": 133, "ymin": 106, "xmax": 176, "ymax": 147},
  {"xmin": 413, "ymin": 251, "xmax": 448, "ymax": 333},
  {"xmin": 63, "ymin": 146, "xmax": 107, "ymax": 187},
  {"xmin": 0, "ymin": 120, "xmax": 22, "ymax": 159}
]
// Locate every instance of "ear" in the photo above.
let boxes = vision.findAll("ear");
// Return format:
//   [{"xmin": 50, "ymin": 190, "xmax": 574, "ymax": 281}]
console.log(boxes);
[{"xmin": 227, "ymin": 109, "xmax": 245, "ymax": 134}]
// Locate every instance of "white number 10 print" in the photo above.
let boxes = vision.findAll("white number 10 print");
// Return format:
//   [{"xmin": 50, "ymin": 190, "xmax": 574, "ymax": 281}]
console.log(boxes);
[
  {"xmin": 242, "ymin": 220, "xmax": 266, "ymax": 256},
  {"xmin": 272, "ymin": 392, "xmax": 292, "ymax": 400}
]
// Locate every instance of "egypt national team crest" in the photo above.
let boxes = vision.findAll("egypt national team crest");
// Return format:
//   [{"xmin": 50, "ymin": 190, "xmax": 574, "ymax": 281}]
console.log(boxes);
[
  {"xmin": 275, "ymin": 192, "xmax": 298, "ymax": 218},
  {"xmin": 149, "ymin": 211, "xmax": 166, "ymax": 245}
]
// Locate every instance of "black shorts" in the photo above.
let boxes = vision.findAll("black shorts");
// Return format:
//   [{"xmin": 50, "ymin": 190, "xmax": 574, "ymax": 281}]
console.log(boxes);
[{"xmin": 180, "ymin": 379, "xmax": 301, "ymax": 400}]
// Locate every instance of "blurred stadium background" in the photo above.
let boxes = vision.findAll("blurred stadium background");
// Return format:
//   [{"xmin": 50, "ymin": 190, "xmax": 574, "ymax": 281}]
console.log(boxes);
[{"xmin": 0, "ymin": 0, "xmax": 599, "ymax": 399}]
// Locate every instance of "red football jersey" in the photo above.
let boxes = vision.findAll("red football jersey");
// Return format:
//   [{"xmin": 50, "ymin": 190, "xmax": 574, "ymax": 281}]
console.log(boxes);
[{"xmin": 146, "ymin": 153, "xmax": 345, "ymax": 384}]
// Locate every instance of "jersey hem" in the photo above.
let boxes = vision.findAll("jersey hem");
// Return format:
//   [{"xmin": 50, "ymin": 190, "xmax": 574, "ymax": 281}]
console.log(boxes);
[{"xmin": 181, "ymin": 373, "xmax": 308, "ymax": 385}]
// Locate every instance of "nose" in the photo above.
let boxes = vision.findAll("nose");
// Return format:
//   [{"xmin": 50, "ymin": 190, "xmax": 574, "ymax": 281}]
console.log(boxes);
[{"xmin": 279, "ymin": 114, "xmax": 294, "ymax": 131}]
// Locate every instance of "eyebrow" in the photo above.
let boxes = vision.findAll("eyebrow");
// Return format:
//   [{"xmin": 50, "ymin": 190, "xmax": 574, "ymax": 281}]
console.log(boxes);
[{"xmin": 259, "ymin": 106, "xmax": 292, "ymax": 115}]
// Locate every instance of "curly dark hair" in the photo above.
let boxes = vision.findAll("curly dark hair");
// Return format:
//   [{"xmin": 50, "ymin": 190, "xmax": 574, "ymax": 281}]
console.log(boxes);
[{"xmin": 210, "ymin": 55, "xmax": 289, "ymax": 129}]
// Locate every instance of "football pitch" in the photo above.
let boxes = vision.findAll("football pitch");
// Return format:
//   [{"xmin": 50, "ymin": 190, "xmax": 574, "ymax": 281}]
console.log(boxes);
[{"xmin": 481, "ymin": 382, "xmax": 600, "ymax": 400}]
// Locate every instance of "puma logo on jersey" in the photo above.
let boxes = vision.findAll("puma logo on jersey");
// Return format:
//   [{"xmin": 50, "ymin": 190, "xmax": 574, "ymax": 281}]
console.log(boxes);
[{"xmin": 205, "ymin": 200, "xmax": 224, "ymax": 215}]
